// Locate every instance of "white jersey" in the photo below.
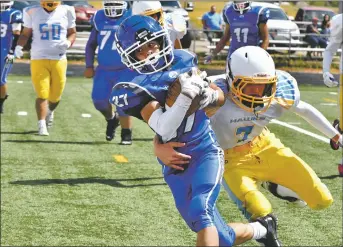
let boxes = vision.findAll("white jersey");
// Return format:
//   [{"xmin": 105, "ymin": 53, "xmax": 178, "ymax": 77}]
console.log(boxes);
[
  {"xmin": 210, "ymin": 70, "xmax": 300, "ymax": 150},
  {"xmin": 164, "ymin": 12, "xmax": 187, "ymax": 45},
  {"xmin": 23, "ymin": 5, "xmax": 76, "ymax": 60},
  {"xmin": 323, "ymin": 13, "xmax": 343, "ymax": 73}
]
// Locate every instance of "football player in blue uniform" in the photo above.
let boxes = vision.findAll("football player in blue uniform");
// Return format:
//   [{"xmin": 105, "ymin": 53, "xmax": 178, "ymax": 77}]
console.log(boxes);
[
  {"xmin": 85, "ymin": 0, "xmax": 134, "ymax": 144},
  {"xmin": 0, "ymin": 1, "xmax": 22, "ymax": 113},
  {"xmin": 110, "ymin": 15, "xmax": 281, "ymax": 247},
  {"xmin": 204, "ymin": 1, "xmax": 269, "ymax": 70}
]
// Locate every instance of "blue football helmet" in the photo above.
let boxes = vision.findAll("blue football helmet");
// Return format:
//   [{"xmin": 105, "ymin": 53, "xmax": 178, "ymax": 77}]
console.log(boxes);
[{"xmin": 115, "ymin": 15, "xmax": 174, "ymax": 74}]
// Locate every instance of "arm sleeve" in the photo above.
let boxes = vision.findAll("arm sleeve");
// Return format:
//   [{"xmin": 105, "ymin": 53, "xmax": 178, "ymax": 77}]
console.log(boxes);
[
  {"xmin": 258, "ymin": 7, "xmax": 269, "ymax": 24},
  {"xmin": 290, "ymin": 100, "xmax": 339, "ymax": 138},
  {"xmin": 85, "ymin": 28, "xmax": 98, "ymax": 68},
  {"xmin": 22, "ymin": 8, "xmax": 32, "ymax": 28},
  {"xmin": 148, "ymin": 94, "xmax": 192, "ymax": 142},
  {"xmin": 67, "ymin": 6, "xmax": 76, "ymax": 28}
]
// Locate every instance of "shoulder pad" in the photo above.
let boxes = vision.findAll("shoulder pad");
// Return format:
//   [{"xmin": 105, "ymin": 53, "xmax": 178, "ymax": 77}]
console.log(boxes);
[{"xmin": 274, "ymin": 70, "xmax": 300, "ymax": 109}]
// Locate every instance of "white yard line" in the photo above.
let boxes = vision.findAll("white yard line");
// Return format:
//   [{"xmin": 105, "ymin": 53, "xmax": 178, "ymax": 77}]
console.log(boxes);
[
  {"xmin": 270, "ymin": 119, "xmax": 330, "ymax": 144},
  {"xmin": 320, "ymin": 103, "xmax": 337, "ymax": 106},
  {"xmin": 17, "ymin": 111, "xmax": 27, "ymax": 116},
  {"xmin": 81, "ymin": 113, "xmax": 92, "ymax": 118}
]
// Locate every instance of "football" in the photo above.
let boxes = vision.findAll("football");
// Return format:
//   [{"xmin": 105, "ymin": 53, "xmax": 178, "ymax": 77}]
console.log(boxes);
[{"xmin": 165, "ymin": 78, "xmax": 202, "ymax": 117}]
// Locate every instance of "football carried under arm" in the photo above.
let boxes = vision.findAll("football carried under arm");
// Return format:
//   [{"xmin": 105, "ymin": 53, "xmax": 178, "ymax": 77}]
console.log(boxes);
[{"xmin": 142, "ymin": 70, "xmax": 206, "ymax": 142}]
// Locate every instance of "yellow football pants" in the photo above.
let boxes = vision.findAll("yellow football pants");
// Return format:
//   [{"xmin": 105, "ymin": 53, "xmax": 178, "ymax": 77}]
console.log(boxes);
[
  {"xmin": 223, "ymin": 129, "xmax": 333, "ymax": 220},
  {"xmin": 30, "ymin": 59, "xmax": 67, "ymax": 102}
]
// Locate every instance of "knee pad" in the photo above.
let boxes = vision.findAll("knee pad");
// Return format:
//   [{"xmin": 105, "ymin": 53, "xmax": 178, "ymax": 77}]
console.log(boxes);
[
  {"xmin": 308, "ymin": 183, "xmax": 333, "ymax": 210},
  {"xmin": 93, "ymin": 99, "xmax": 110, "ymax": 112},
  {"xmin": 245, "ymin": 190, "xmax": 272, "ymax": 220}
]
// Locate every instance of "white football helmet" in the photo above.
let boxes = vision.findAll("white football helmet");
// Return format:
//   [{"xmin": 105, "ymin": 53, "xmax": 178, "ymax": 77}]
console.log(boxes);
[
  {"xmin": 0, "ymin": 1, "xmax": 13, "ymax": 12},
  {"xmin": 227, "ymin": 46, "xmax": 277, "ymax": 114},
  {"xmin": 131, "ymin": 1, "xmax": 164, "ymax": 26},
  {"xmin": 103, "ymin": 0, "xmax": 127, "ymax": 18},
  {"xmin": 233, "ymin": 1, "xmax": 251, "ymax": 14}
]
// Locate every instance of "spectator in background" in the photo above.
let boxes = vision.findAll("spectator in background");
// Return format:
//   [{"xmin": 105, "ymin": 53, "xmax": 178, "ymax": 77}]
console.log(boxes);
[
  {"xmin": 304, "ymin": 17, "xmax": 327, "ymax": 58},
  {"xmin": 202, "ymin": 5, "xmax": 224, "ymax": 44},
  {"xmin": 321, "ymin": 14, "xmax": 331, "ymax": 42}
]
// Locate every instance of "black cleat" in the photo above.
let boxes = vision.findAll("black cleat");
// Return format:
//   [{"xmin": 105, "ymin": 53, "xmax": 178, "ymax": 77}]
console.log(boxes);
[
  {"xmin": 0, "ymin": 95, "xmax": 9, "ymax": 114},
  {"xmin": 120, "ymin": 128, "xmax": 132, "ymax": 145},
  {"xmin": 106, "ymin": 113, "xmax": 120, "ymax": 141},
  {"xmin": 255, "ymin": 214, "xmax": 282, "ymax": 247}
]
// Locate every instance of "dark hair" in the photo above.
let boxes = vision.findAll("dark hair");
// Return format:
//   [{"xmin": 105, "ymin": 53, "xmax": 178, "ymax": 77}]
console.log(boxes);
[{"xmin": 322, "ymin": 14, "xmax": 331, "ymax": 29}]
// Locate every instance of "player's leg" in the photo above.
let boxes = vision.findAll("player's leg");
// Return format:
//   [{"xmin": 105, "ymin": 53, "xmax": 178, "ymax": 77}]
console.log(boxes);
[
  {"xmin": 222, "ymin": 149, "xmax": 273, "ymax": 220},
  {"xmin": 0, "ymin": 59, "xmax": 11, "ymax": 114},
  {"xmin": 261, "ymin": 131, "xmax": 333, "ymax": 210},
  {"xmin": 118, "ymin": 113, "xmax": 133, "ymax": 145},
  {"xmin": 31, "ymin": 60, "xmax": 50, "ymax": 135},
  {"xmin": 91, "ymin": 67, "xmax": 119, "ymax": 141},
  {"xmin": 48, "ymin": 59, "xmax": 68, "ymax": 128}
]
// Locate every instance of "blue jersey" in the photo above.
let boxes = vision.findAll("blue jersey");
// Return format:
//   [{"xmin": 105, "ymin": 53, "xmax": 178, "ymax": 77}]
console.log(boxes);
[
  {"xmin": 110, "ymin": 50, "xmax": 214, "ymax": 147},
  {"xmin": 91, "ymin": 9, "xmax": 131, "ymax": 69},
  {"xmin": 223, "ymin": 5, "xmax": 269, "ymax": 56},
  {"xmin": 0, "ymin": 8, "xmax": 23, "ymax": 59}
]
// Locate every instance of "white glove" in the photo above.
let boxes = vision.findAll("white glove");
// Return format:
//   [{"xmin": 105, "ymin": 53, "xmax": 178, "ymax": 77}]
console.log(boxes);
[
  {"xmin": 14, "ymin": 45, "xmax": 23, "ymax": 59},
  {"xmin": 199, "ymin": 87, "xmax": 219, "ymax": 109},
  {"xmin": 204, "ymin": 54, "xmax": 213, "ymax": 65},
  {"xmin": 4, "ymin": 52, "xmax": 15, "ymax": 64},
  {"xmin": 56, "ymin": 40, "xmax": 71, "ymax": 53},
  {"xmin": 323, "ymin": 72, "xmax": 339, "ymax": 88},
  {"xmin": 179, "ymin": 68, "xmax": 208, "ymax": 99}
]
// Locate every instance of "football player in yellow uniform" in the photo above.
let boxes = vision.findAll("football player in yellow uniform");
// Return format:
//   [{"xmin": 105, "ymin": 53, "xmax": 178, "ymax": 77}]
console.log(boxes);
[
  {"xmin": 323, "ymin": 13, "xmax": 343, "ymax": 175},
  {"xmin": 14, "ymin": 0, "xmax": 76, "ymax": 135},
  {"xmin": 154, "ymin": 46, "xmax": 342, "ymax": 244}
]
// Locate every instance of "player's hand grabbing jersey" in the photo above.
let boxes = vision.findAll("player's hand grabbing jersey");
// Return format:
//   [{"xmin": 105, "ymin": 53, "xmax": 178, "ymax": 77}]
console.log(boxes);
[{"xmin": 23, "ymin": 4, "xmax": 76, "ymax": 60}]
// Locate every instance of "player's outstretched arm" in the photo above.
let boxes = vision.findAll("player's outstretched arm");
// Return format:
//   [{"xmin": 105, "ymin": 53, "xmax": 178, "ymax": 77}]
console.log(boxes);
[
  {"xmin": 84, "ymin": 28, "xmax": 98, "ymax": 78},
  {"xmin": 290, "ymin": 100, "xmax": 342, "ymax": 145},
  {"xmin": 204, "ymin": 24, "xmax": 231, "ymax": 64},
  {"xmin": 14, "ymin": 27, "xmax": 32, "ymax": 59}
]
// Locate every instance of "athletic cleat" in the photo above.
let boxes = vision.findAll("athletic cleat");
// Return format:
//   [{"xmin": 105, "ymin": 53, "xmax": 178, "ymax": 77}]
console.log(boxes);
[
  {"xmin": 120, "ymin": 128, "xmax": 132, "ymax": 145},
  {"xmin": 38, "ymin": 122, "xmax": 49, "ymax": 136},
  {"xmin": 106, "ymin": 113, "xmax": 120, "ymax": 141},
  {"xmin": 255, "ymin": 214, "xmax": 282, "ymax": 247},
  {"xmin": 338, "ymin": 164, "xmax": 343, "ymax": 177},
  {"xmin": 0, "ymin": 95, "xmax": 9, "ymax": 114},
  {"xmin": 46, "ymin": 110, "xmax": 54, "ymax": 128}
]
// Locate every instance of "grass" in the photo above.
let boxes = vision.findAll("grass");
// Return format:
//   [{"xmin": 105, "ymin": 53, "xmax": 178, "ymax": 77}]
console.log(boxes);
[{"xmin": 1, "ymin": 75, "xmax": 342, "ymax": 246}]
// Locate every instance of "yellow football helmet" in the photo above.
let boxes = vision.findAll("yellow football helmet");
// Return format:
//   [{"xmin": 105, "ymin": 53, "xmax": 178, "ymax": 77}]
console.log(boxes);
[
  {"xmin": 227, "ymin": 46, "xmax": 277, "ymax": 114},
  {"xmin": 131, "ymin": 1, "xmax": 164, "ymax": 26},
  {"xmin": 41, "ymin": 0, "xmax": 60, "ymax": 12}
]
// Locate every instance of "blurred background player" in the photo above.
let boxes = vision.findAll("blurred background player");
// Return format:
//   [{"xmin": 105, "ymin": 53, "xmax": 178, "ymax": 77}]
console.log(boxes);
[
  {"xmin": 131, "ymin": 1, "xmax": 187, "ymax": 49},
  {"xmin": 0, "ymin": 1, "xmax": 22, "ymax": 114},
  {"xmin": 204, "ymin": 1, "xmax": 269, "ymax": 70},
  {"xmin": 84, "ymin": 1, "xmax": 133, "ymax": 144},
  {"xmin": 111, "ymin": 15, "xmax": 280, "ymax": 247},
  {"xmin": 322, "ymin": 13, "xmax": 343, "ymax": 175},
  {"xmin": 14, "ymin": 0, "xmax": 76, "ymax": 136}
]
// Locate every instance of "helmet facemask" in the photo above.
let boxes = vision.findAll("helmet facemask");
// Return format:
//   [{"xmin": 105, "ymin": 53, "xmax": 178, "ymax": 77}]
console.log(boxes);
[
  {"xmin": 233, "ymin": 1, "xmax": 251, "ymax": 14},
  {"xmin": 103, "ymin": 1, "xmax": 127, "ymax": 18},
  {"xmin": 116, "ymin": 27, "xmax": 174, "ymax": 75},
  {"xmin": 0, "ymin": 1, "xmax": 13, "ymax": 12},
  {"xmin": 41, "ymin": 1, "xmax": 60, "ymax": 12},
  {"xmin": 228, "ymin": 72, "xmax": 277, "ymax": 114}
]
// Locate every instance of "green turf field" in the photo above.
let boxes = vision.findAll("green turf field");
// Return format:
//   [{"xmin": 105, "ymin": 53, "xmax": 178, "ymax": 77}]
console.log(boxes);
[{"xmin": 1, "ymin": 75, "xmax": 342, "ymax": 246}]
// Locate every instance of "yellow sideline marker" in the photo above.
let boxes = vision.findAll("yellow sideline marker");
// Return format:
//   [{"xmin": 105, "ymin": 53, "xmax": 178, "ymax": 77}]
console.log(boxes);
[
  {"xmin": 113, "ymin": 155, "xmax": 128, "ymax": 163},
  {"xmin": 323, "ymin": 98, "xmax": 337, "ymax": 103}
]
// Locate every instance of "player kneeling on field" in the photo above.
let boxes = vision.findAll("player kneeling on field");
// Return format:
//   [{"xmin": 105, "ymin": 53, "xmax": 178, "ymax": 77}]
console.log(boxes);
[{"xmin": 155, "ymin": 46, "xmax": 342, "ymax": 245}]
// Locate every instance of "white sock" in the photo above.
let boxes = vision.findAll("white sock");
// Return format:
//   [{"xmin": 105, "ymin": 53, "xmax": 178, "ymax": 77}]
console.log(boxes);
[
  {"xmin": 276, "ymin": 185, "xmax": 301, "ymax": 200},
  {"xmin": 249, "ymin": 222, "xmax": 267, "ymax": 240},
  {"xmin": 38, "ymin": 120, "xmax": 46, "ymax": 126}
]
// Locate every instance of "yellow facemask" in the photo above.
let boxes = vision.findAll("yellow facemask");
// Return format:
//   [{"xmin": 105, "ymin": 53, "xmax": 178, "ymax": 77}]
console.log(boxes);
[
  {"xmin": 144, "ymin": 8, "xmax": 164, "ymax": 26},
  {"xmin": 229, "ymin": 75, "xmax": 277, "ymax": 114},
  {"xmin": 41, "ymin": 1, "xmax": 60, "ymax": 12}
]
